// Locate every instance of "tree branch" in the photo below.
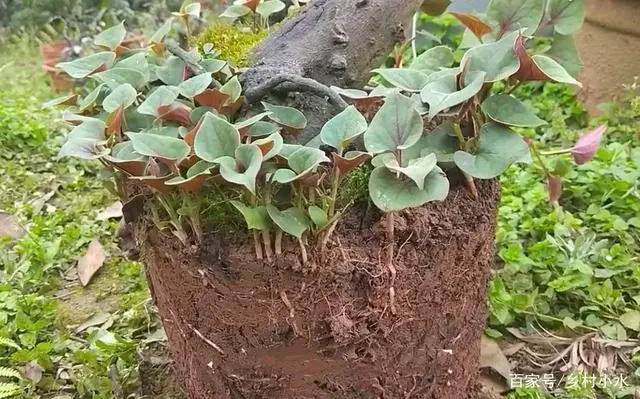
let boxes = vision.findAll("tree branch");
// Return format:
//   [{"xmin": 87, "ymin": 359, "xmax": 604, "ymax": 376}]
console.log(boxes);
[
  {"xmin": 244, "ymin": 73, "xmax": 348, "ymax": 111},
  {"xmin": 165, "ymin": 39, "xmax": 222, "ymax": 89}
]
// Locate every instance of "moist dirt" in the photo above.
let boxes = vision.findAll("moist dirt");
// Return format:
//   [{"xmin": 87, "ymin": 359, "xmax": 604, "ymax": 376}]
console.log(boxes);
[{"xmin": 139, "ymin": 178, "xmax": 500, "ymax": 399}]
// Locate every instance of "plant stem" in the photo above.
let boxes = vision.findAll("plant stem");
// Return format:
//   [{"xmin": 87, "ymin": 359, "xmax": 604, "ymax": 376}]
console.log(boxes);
[
  {"xmin": 262, "ymin": 229, "xmax": 273, "ymax": 262},
  {"xmin": 253, "ymin": 231, "xmax": 263, "ymax": 260},
  {"xmin": 158, "ymin": 196, "xmax": 189, "ymax": 246},
  {"xmin": 530, "ymin": 142, "xmax": 551, "ymax": 176},
  {"xmin": 540, "ymin": 148, "xmax": 572, "ymax": 156},
  {"xmin": 298, "ymin": 236, "xmax": 308, "ymax": 264},
  {"xmin": 463, "ymin": 172, "xmax": 479, "ymax": 199},
  {"xmin": 452, "ymin": 123, "xmax": 466, "ymax": 148},
  {"xmin": 385, "ymin": 212, "xmax": 397, "ymax": 315},
  {"xmin": 328, "ymin": 167, "xmax": 341, "ymax": 218},
  {"xmin": 274, "ymin": 229, "xmax": 283, "ymax": 255}
]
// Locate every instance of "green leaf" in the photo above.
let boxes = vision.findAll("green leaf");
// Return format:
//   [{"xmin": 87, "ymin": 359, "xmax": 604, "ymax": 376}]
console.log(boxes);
[
  {"xmin": 320, "ymin": 105, "xmax": 367, "ymax": 153},
  {"xmin": 308, "ymin": 206, "xmax": 328, "ymax": 229},
  {"xmin": 382, "ymin": 153, "xmax": 438, "ymax": 190},
  {"xmin": 179, "ymin": 73, "xmax": 212, "ymax": 98},
  {"xmin": 364, "ymin": 91, "xmax": 423, "ymax": 154},
  {"xmin": 231, "ymin": 201, "xmax": 270, "ymax": 230},
  {"xmin": 57, "ymin": 52, "xmax": 115, "ymax": 79},
  {"xmin": 193, "ymin": 113, "xmax": 241, "ymax": 162},
  {"xmin": 544, "ymin": 0, "xmax": 585, "ymax": 35},
  {"xmin": 253, "ymin": 132, "xmax": 284, "ymax": 160},
  {"xmin": 421, "ymin": 70, "xmax": 485, "ymax": 119},
  {"xmin": 58, "ymin": 138, "xmax": 109, "ymax": 160},
  {"xmin": 107, "ymin": 141, "xmax": 146, "ymax": 162},
  {"xmin": 102, "ymin": 84, "xmax": 137, "ymax": 113},
  {"xmin": 219, "ymin": 144, "xmax": 263, "ymax": 193},
  {"xmin": 92, "ymin": 67, "xmax": 148, "ymax": 90},
  {"xmin": 126, "ymin": 132, "xmax": 190, "ymax": 160},
  {"xmin": 262, "ymin": 102, "xmax": 307, "ymax": 130},
  {"xmin": 620, "ymin": 310, "xmax": 640, "ymax": 332},
  {"xmin": 187, "ymin": 160, "xmax": 216, "ymax": 178},
  {"xmin": 67, "ymin": 119, "xmax": 106, "ymax": 141},
  {"xmin": 266, "ymin": 205, "xmax": 310, "ymax": 239},
  {"xmin": 372, "ymin": 68, "xmax": 430, "ymax": 92},
  {"xmin": 272, "ymin": 147, "xmax": 329, "ymax": 184},
  {"xmin": 220, "ymin": 4, "xmax": 251, "ymax": 19},
  {"xmin": 546, "ymin": 34, "xmax": 583, "ymax": 78},
  {"xmin": 330, "ymin": 86, "xmax": 370, "ymax": 100},
  {"xmin": 481, "ymin": 94, "xmax": 547, "ymax": 128},
  {"xmin": 150, "ymin": 17, "xmax": 173, "ymax": 43},
  {"xmin": 41, "ymin": 94, "xmax": 77, "ymax": 108},
  {"xmin": 143, "ymin": 126, "xmax": 181, "ymax": 137},
  {"xmin": 368, "ymin": 165, "xmax": 449, "ymax": 212},
  {"xmin": 200, "ymin": 59, "xmax": 227, "ymax": 73},
  {"xmin": 78, "ymin": 84, "xmax": 105, "ymax": 112},
  {"xmin": 410, "ymin": 45, "xmax": 455, "ymax": 72},
  {"xmin": 245, "ymin": 121, "xmax": 280, "ymax": 137},
  {"xmin": 256, "ymin": 0, "xmax": 286, "ymax": 17},
  {"xmin": 183, "ymin": 2, "xmax": 201, "ymax": 17},
  {"xmin": 460, "ymin": 31, "xmax": 520, "ymax": 82},
  {"xmin": 486, "ymin": 0, "xmax": 545, "ymax": 36},
  {"xmin": 156, "ymin": 56, "xmax": 186, "ymax": 86},
  {"xmin": 137, "ymin": 86, "xmax": 180, "ymax": 116},
  {"xmin": 94, "ymin": 21, "xmax": 126, "ymax": 50},
  {"xmin": 220, "ymin": 75, "xmax": 242, "ymax": 102},
  {"xmin": 531, "ymin": 54, "xmax": 582, "ymax": 86},
  {"xmin": 453, "ymin": 123, "xmax": 530, "ymax": 179},
  {"xmin": 235, "ymin": 112, "xmax": 273, "ymax": 131},
  {"xmin": 402, "ymin": 122, "xmax": 458, "ymax": 162}
]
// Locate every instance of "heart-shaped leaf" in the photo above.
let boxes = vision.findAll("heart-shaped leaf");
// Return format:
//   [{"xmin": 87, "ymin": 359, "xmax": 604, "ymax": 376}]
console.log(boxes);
[
  {"xmin": 57, "ymin": 52, "xmax": 115, "ymax": 79},
  {"xmin": 67, "ymin": 119, "xmax": 106, "ymax": 141},
  {"xmin": 481, "ymin": 94, "xmax": 547, "ymax": 128},
  {"xmin": 157, "ymin": 56, "xmax": 186, "ymax": 86},
  {"xmin": 372, "ymin": 68, "xmax": 430, "ymax": 92},
  {"xmin": 92, "ymin": 67, "xmax": 148, "ymax": 90},
  {"xmin": 266, "ymin": 205, "xmax": 310, "ymax": 239},
  {"xmin": 421, "ymin": 70, "xmax": 485, "ymax": 119},
  {"xmin": 262, "ymin": 102, "xmax": 307, "ymax": 130},
  {"xmin": 402, "ymin": 122, "xmax": 459, "ymax": 162},
  {"xmin": 103, "ymin": 83, "xmax": 137, "ymax": 113},
  {"xmin": 235, "ymin": 111, "xmax": 272, "ymax": 132},
  {"xmin": 151, "ymin": 17, "xmax": 173, "ymax": 44},
  {"xmin": 453, "ymin": 123, "xmax": 530, "ymax": 179},
  {"xmin": 157, "ymin": 103, "xmax": 192, "ymax": 127},
  {"xmin": 253, "ymin": 132, "xmax": 283, "ymax": 160},
  {"xmin": 59, "ymin": 138, "xmax": 109, "ymax": 160},
  {"xmin": 77, "ymin": 84, "xmax": 105, "ymax": 112},
  {"xmin": 331, "ymin": 86, "xmax": 369, "ymax": 100},
  {"xmin": 308, "ymin": 205, "xmax": 328, "ymax": 229},
  {"xmin": 332, "ymin": 151, "xmax": 371, "ymax": 174},
  {"xmin": 382, "ymin": 153, "xmax": 437, "ymax": 190},
  {"xmin": 219, "ymin": 144, "xmax": 263, "ymax": 193},
  {"xmin": 272, "ymin": 147, "xmax": 329, "ymax": 184},
  {"xmin": 200, "ymin": 59, "xmax": 227, "ymax": 73},
  {"xmin": 220, "ymin": 4, "xmax": 251, "ymax": 19},
  {"xmin": 530, "ymin": 54, "xmax": 581, "ymax": 86},
  {"xmin": 486, "ymin": 0, "xmax": 545, "ymax": 36},
  {"xmin": 144, "ymin": 126, "xmax": 182, "ymax": 137},
  {"xmin": 364, "ymin": 91, "xmax": 423, "ymax": 154},
  {"xmin": 105, "ymin": 141, "xmax": 147, "ymax": 176},
  {"xmin": 94, "ymin": 22, "xmax": 126, "ymax": 50},
  {"xmin": 410, "ymin": 45, "xmax": 455, "ymax": 73},
  {"xmin": 41, "ymin": 94, "xmax": 78, "ymax": 108},
  {"xmin": 231, "ymin": 201, "xmax": 270, "ymax": 230},
  {"xmin": 450, "ymin": 12, "xmax": 493, "ymax": 39},
  {"xmin": 542, "ymin": 0, "xmax": 585, "ymax": 35},
  {"xmin": 368, "ymin": 165, "xmax": 449, "ymax": 212},
  {"xmin": 194, "ymin": 89, "xmax": 229, "ymax": 110},
  {"xmin": 460, "ymin": 31, "xmax": 520, "ymax": 82},
  {"xmin": 165, "ymin": 160, "xmax": 215, "ymax": 193},
  {"xmin": 256, "ymin": 0, "xmax": 285, "ymax": 17},
  {"xmin": 179, "ymin": 73, "xmax": 212, "ymax": 98},
  {"xmin": 220, "ymin": 76, "xmax": 242, "ymax": 103},
  {"xmin": 126, "ymin": 132, "xmax": 190, "ymax": 161},
  {"xmin": 320, "ymin": 105, "xmax": 367, "ymax": 153},
  {"xmin": 183, "ymin": 2, "xmax": 201, "ymax": 17},
  {"xmin": 137, "ymin": 86, "xmax": 180, "ymax": 116},
  {"xmin": 245, "ymin": 121, "xmax": 280, "ymax": 137},
  {"xmin": 194, "ymin": 113, "xmax": 241, "ymax": 162},
  {"xmin": 546, "ymin": 34, "xmax": 583, "ymax": 78}
]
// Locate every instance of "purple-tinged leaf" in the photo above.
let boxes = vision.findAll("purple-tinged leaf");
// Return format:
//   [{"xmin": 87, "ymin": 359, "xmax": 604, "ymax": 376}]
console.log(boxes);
[{"xmin": 547, "ymin": 174, "xmax": 562, "ymax": 206}]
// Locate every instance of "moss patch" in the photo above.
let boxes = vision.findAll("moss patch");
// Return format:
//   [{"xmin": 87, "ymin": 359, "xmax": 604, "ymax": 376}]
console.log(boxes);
[{"xmin": 192, "ymin": 23, "xmax": 268, "ymax": 67}]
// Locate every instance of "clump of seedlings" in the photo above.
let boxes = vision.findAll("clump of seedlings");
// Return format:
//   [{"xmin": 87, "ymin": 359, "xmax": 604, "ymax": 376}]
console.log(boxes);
[{"xmin": 47, "ymin": 0, "xmax": 604, "ymax": 285}]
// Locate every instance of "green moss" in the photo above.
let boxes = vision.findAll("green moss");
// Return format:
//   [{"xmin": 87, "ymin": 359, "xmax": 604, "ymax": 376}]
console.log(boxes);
[
  {"xmin": 339, "ymin": 165, "xmax": 372, "ymax": 205},
  {"xmin": 192, "ymin": 23, "xmax": 268, "ymax": 67}
]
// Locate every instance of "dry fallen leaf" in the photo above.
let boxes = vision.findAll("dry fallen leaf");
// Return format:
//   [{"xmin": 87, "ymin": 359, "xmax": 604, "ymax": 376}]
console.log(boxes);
[
  {"xmin": 0, "ymin": 212, "xmax": 26, "ymax": 241},
  {"xmin": 73, "ymin": 312, "xmax": 112, "ymax": 333},
  {"xmin": 29, "ymin": 190, "xmax": 56, "ymax": 214},
  {"xmin": 22, "ymin": 360, "xmax": 44, "ymax": 384},
  {"xmin": 480, "ymin": 335, "xmax": 512, "ymax": 381},
  {"xmin": 96, "ymin": 201, "xmax": 123, "ymax": 221},
  {"xmin": 77, "ymin": 240, "xmax": 106, "ymax": 286}
]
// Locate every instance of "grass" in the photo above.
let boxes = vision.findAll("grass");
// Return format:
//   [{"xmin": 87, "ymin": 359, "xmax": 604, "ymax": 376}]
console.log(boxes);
[{"xmin": 0, "ymin": 38, "xmax": 639, "ymax": 399}]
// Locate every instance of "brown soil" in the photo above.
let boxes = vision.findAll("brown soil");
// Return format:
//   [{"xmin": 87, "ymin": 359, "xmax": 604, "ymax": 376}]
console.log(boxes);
[{"xmin": 139, "ymin": 178, "xmax": 500, "ymax": 399}]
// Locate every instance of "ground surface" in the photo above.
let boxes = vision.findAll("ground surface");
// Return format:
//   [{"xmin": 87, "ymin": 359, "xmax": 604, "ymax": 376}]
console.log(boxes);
[{"xmin": 1, "ymin": 35, "xmax": 640, "ymax": 399}]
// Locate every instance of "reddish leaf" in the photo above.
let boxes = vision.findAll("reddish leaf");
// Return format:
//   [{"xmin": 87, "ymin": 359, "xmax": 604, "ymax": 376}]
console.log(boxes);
[
  {"xmin": 513, "ymin": 35, "xmax": 549, "ymax": 82},
  {"xmin": 300, "ymin": 172, "xmax": 325, "ymax": 188},
  {"xmin": 220, "ymin": 97, "xmax": 245, "ymax": 117},
  {"xmin": 114, "ymin": 45, "xmax": 130, "ymax": 57},
  {"xmin": 332, "ymin": 152, "xmax": 372, "ymax": 174},
  {"xmin": 571, "ymin": 125, "xmax": 607, "ymax": 165},
  {"xmin": 182, "ymin": 154, "xmax": 199, "ymax": 168},
  {"xmin": 157, "ymin": 103, "xmax": 192, "ymax": 127},
  {"xmin": 194, "ymin": 89, "xmax": 229, "ymax": 111},
  {"xmin": 182, "ymin": 65, "xmax": 192, "ymax": 81},
  {"xmin": 108, "ymin": 159, "xmax": 146, "ymax": 176},
  {"xmin": 451, "ymin": 12, "xmax": 493, "ymax": 39},
  {"xmin": 184, "ymin": 118, "xmax": 204, "ymax": 148},
  {"xmin": 547, "ymin": 174, "xmax": 562, "ymax": 206},
  {"xmin": 256, "ymin": 140, "xmax": 275, "ymax": 156},
  {"xmin": 148, "ymin": 158, "xmax": 162, "ymax": 177},
  {"xmin": 244, "ymin": 0, "xmax": 260, "ymax": 12},
  {"xmin": 77, "ymin": 240, "xmax": 106, "ymax": 286},
  {"xmin": 90, "ymin": 63, "xmax": 108, "ymax": 76},
  {"xmin": 106, "ymin": 107, "xmax": 124, "ymax": 137},
  {"xmin": 135, "ymin": 175, "xmax": 175, "ymax": 193},
  {"xmin": 178, "ymin": 175, "xmax": 208, "ymax": 194},
  {"xmin": 151, "ymin": 42, "xmax": 165, "ymax": 56}
]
